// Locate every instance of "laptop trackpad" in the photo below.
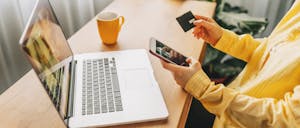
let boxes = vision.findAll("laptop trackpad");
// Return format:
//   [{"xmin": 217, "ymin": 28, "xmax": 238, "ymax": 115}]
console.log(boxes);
[{"xmin": 124, "ymin": 69, "xmax": 152, "ymax": 89}]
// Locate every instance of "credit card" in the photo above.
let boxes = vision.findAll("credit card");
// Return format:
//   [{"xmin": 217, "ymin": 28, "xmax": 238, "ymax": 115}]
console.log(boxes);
[{"xmin": 176, "ymin": 11, "xmax": 196, "ymax": 32}]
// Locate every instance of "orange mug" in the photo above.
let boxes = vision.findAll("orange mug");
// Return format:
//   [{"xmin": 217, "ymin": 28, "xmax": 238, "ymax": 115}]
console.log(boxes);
[{"xmin": 97, "ymin": 12, "xmax": 125, "ymax": 45}]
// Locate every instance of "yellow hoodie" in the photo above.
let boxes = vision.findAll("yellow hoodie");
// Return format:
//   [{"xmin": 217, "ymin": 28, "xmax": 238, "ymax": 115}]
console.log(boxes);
[{"xmin": 185, "ymin": 1, "xmax": 300, "ymax": 127}]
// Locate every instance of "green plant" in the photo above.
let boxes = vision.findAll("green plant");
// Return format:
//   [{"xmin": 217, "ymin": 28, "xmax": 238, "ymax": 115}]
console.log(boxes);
[
  {"xmin": 215, "ymin": 2, "xmax": 268, "ymax": 35},
  {"xmin": 202, "ymin": 0, "xmax": 268, "ymax": 84}
]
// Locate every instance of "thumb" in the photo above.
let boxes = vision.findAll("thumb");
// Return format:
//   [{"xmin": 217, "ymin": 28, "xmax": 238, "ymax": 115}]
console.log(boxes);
[
  {"xmin": 193, "ymin": 20, "xmax": 215, "ymax": 30},
  {"xmin": 192, "ymin": 61, "xmax": 201, "ymax": 69},
  {"xmin": 194, "ymin": 15, "xmax": 214, "ymax": 22},
  {"xmin": 188, "ymin": 57, "xmax": 201, "ymax": 69},
  {"xmin": 186, "ymin": 58, "xmax": 192, "ymax": 64}
]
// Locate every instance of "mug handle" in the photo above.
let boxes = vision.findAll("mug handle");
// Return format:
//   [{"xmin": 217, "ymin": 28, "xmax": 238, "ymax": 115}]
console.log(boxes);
[{"xmin": 118, "ymin": 16, "xmax": 125, "ymax": 32}]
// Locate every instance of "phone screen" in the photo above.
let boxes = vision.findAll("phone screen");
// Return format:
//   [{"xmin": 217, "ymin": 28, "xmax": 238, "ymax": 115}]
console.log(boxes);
[{"xmin": 155, "ymin": 40, "xmax": 189, "ymax": 66}]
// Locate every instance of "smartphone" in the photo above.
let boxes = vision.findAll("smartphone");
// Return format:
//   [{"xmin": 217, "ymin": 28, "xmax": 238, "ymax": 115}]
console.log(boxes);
[{"xmin": 149, "ymin": 37, "xmax": 189, "ymax": 66}]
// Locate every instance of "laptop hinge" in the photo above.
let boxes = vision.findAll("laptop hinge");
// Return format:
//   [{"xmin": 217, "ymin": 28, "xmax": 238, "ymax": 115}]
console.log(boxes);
[{"xmin": 65, "ymin": 60, "xmax": 77, "ymax": 123}]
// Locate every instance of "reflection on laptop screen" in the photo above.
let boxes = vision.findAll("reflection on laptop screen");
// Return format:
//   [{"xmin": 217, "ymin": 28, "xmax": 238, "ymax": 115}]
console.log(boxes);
[{"xmin": 19, "ymin": 0, "xmax": 73, "ymax": 119}]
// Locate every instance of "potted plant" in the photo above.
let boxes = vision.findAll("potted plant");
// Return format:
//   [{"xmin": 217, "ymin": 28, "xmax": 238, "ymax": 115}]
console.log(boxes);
[{"xmin": 202, "ymin": 0, "xmax": 268, "ymax": 84}]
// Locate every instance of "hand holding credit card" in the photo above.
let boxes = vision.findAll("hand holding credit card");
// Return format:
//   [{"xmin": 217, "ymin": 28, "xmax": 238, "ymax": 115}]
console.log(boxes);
[{"xmin": 176, "ymin": 11, "xmax": 196, "ymax": 32}]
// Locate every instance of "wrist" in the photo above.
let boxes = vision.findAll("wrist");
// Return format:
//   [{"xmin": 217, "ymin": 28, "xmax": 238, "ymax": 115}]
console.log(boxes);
[
  {"xmin": 184, "ymin": 69, "xmax": 211, "ymax": 97},
  {"xmin": 211, "ymin": 28, "xmax": 223, "ymax": 46}
]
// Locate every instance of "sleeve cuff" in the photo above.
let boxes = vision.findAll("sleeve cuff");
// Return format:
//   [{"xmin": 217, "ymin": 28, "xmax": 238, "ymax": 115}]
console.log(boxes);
[
  {"xmin": 214, "ymin": 29, "xmax": 236, "ymax": 51},
  {"xmin": 184, "ymin": 70, "xmax": 211, "ymax": 98}
]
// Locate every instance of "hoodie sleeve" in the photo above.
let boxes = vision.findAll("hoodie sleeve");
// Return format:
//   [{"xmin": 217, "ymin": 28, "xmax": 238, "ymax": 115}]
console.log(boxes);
[{"xmin": 213, "ymin": 29, "xmax": 261, "ymax": 62}]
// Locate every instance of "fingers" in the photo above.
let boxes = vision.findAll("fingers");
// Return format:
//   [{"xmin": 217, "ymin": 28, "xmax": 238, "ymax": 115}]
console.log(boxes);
[
  {"xmin": 194, "ymin": 15, "xmax": 214, "ymax": 22},
  {"xmin": 160, "ymin": 59, "xmax": 182, "ymax": 72},
  {"xmin": 197, "ymin": 29, "xmax": 205, "ymax": 39},
  {"xmin": 193, "ymin": 20, "xmax": 214, "ymax": 30},
  {"xmin": 186, "ymin": 57, "xmax": 201, "ymax": 68},
  {"xmin": 193, "ymin": 26, "xmax": 201, "ymax": 35},
  {"xmin": 186, "ymin": 57, "xmax": 196, "ymax": 64},
  {"xmin": 193, "ymin": 20, "xmax": 214, "ymax": 40},
  {"xmin": 186, "ymin": 58, "xmax": 193, "ymax": 67},
  {"xmin": 186, "ymin": 58, "xmax": 192, "ymax": 64},
  {"xmin": 193, "ymin": 26, "xmax": 205, "ymax": 39}
]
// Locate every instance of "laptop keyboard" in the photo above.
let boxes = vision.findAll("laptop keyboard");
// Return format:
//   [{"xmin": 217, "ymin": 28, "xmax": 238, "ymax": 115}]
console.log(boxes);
[{"xmin": 82, "ymin": 57, "xmax": 123, "ymax": 115}]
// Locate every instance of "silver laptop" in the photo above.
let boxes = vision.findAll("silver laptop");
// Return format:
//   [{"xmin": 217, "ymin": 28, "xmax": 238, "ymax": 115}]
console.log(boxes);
[{"xmin": 19, "ymin": 0, "xmax": 168, "ymax": 127}]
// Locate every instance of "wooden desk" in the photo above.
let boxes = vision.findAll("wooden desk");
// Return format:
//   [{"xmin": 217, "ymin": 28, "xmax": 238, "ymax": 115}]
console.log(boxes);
[{"xmin": 0, "ymin": 0, "xmax": 215, "ymax": 127}]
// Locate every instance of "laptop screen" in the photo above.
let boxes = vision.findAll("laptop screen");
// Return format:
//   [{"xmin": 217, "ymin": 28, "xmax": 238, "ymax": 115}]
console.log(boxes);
[{"xmin": 19, "ymin": 0, "xmax": 73, "ymax": 119}]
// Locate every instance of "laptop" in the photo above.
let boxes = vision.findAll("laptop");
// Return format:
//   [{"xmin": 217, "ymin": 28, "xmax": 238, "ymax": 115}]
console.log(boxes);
[{"xmin": 19, "ymin": 0, "xmax": 168, "ymax": 127}]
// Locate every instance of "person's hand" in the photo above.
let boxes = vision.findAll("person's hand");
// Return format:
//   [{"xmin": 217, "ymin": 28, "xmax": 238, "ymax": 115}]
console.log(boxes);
[
  {"xmin": 160, "ymin": 58, "xmax": 201, "ymax": 88},
  {"xmin": 193, "ymin": 15, "xmax": 223, "ymax": 46}
]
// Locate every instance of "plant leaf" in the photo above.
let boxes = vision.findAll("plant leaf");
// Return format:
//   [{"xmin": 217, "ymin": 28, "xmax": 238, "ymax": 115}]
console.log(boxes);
[{"xmin": 216, "ymin": 12, "xmax": 268, "ymax": 35}]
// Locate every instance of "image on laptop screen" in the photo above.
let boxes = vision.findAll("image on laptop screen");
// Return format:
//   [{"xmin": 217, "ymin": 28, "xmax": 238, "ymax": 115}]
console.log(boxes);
[{"xmin": 19, "ymin": 0, "xmax": 73, "ymax": 119}]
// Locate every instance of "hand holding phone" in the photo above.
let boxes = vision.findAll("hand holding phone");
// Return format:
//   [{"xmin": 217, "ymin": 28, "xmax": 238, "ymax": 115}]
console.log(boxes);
[{"xmin": 149, "ymin": 37, "xmax": 189, "ymax": 67}]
